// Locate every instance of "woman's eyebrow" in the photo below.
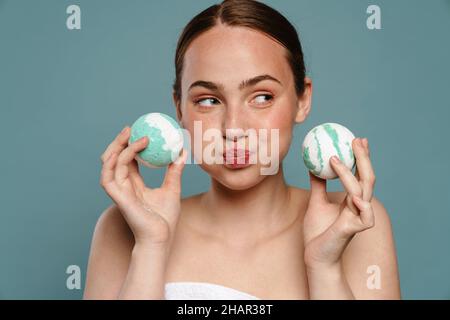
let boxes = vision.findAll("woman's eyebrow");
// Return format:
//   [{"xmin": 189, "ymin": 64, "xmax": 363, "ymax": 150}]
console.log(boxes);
[{"xmin": 188, "ymin": 74, "xmax": 282, "ymax": 92}]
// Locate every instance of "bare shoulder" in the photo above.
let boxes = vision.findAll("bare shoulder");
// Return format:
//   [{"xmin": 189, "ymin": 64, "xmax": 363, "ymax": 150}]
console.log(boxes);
[
  {"xmin": 285, "ymin": 187, "xmax": 392, "ymax": 230},
  {"xmin": 180, "ymin": 192, "xmax": 204, "ymax": 208},
  {"xmin": 91, "ymin": 204, "xmax": 135, "ymax": 254},
  {"xmin": 90, "ymin": 193, "xmax": 204, "ymax": 259},
  {"xmin": 96, "ymin": 204, "xmax": 134, "ymax": 240},
  {"xmin": 92, "ymin": 194, "xmax": 203, "ymax": 244},
  {"xmin": 83, "ymin": 204, "xmax": 134, "ymax": 299},
  {"xmin": 328, "ymin": 191, "xmax": 401, "ymax": 299},
  {"xmin": 326, "ymin": 191, "xmax": 394, "ymax": 252},
  {"xmin": 84, "ymin": 194, "xmax": 206, "ymax": 299},
  {"xmin": 327, "ymin": 191, "xmax": 392, "ymax": 229}
]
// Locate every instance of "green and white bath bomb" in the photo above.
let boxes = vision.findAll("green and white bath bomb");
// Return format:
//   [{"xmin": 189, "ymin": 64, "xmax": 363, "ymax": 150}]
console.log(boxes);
[
  {"xmin": 129, "ymin": 112, "xmax": 184, "ymax": 168},
  {"xmin": 302, "ymin": 123, "xmax": 355, "ymax": 180}
]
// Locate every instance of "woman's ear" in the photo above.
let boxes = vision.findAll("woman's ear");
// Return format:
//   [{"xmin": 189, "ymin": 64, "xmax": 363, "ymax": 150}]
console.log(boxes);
[{"xmin": 295, "ymin": 77, "xmax": 313, "ymax": 124}]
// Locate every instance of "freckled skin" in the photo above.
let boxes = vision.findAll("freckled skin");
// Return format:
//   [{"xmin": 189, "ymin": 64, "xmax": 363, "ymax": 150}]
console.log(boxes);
[
  {"xmin": 176, "ymin": 23, "xmax": 306, "ymax": 190},
  {"xmin": 85, "ymin": 20, "xmax": 399, "ymax": 300}
]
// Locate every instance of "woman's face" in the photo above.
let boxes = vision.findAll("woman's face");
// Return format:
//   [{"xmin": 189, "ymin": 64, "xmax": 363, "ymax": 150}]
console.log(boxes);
[{"xmin": 175, "ymin": 24, "xmax": 311, "ymax": 190}]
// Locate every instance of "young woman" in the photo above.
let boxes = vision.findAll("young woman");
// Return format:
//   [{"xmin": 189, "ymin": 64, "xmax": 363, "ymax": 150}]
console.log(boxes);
[{"xmin": 84, "ymin": 0, "xmax": 401, "ymax": 300}]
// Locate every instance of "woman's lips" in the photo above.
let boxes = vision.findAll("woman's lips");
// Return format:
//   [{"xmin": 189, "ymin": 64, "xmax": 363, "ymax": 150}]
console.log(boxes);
[
  {"xmin": 223, "ymin": 149, "xmax": 250, "ymax": 158},
  {"xmin": 222, "ymin": 149, "xmax": 253, "ymax": 168}
]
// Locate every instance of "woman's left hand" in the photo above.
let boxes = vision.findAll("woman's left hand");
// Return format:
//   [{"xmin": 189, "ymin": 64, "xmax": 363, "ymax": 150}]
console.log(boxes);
[{"xmin": 303, "ymin": 137, "xmax": 376, "ymax": 270}]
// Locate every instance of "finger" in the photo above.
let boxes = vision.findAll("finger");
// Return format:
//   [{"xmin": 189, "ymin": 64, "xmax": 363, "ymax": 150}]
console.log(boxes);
[
  {"xmin": 128, "ymin": 158, "xmax": 146, "ymax": 193},
  {"xmin": 329, "ymin": 155, "xmax": 362, "ymax": 197},
  {"xmin": 363, "ymin": 137, "xmax": 370, "ymax": 157},
  {"xmin": 353, "ymin": 138, "xmax": 376, "ymax": 201},
  {"xmin": 100, "ymin": 152, "xmax": 119, "ymax": 192},
  {"xmin": 100, "ymin": 126, "xmax": 130, "ymax": 163},
  {"xmin": 308, "ymin": 171, "xmax": 329, "ymax": 204},
  {"xmin": 352, "ymin": 195, "xmax": 375, "ymax": 229},
  {"xmin": 162, "ymin": 148, "xmax": 188, "ymax": 193},
  {"xmin": 115, "ymin": 136, "xmax": 149, "ymax": 184},
  {"xmin": 355, "ymin": 167, "xmax": 360, "ymax": 180}
]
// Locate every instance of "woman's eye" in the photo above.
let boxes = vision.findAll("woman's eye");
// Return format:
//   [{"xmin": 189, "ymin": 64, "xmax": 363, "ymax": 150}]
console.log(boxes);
[
  {"xmin": 194, "ymin": 97, "xmax": 219, "ymax": 108},
  {"xmin": 252, "ymin": 94, "xmax": 273, "ymax": 106}
]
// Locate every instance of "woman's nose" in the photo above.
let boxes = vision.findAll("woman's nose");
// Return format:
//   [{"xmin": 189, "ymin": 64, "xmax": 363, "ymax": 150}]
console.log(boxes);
[{"xmin": 222, "ymin": 104, "xmax": 248, "ymax": 140}]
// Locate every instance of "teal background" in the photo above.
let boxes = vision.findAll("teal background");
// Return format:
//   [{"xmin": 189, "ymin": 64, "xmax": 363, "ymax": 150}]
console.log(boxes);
[{"xmin": 1, "ymin": 0, "xmax": 449, "ymax": 299}]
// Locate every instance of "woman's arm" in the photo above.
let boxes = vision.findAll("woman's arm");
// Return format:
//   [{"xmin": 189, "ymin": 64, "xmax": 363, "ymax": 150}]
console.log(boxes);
[
  {"xmin": 118, "ymin": 241, "xmax": 169, "ymax": 299},
  {"xmin": 84, "ymin": 126, "xmax": 187, "ymax": 299},
  {"xmin": 83, "ymin": 205, "xmax": 169, "ymax": 299},
  {"xmin": 342, "ymin": 196, "xmax": 401, "ymax": 299},
  {"xmin": 303, "ymin": 138, "xmax": 401, "ymax": 299},
  {"xmin": 305, "ymin": 196, "xmax": 401, "ymax": 299}
]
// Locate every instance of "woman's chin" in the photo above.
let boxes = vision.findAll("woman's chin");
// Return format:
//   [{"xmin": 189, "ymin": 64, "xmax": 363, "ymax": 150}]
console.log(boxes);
[{"xmin": 210, "ymin": 164, "xmax": 267, "ymax": 191}]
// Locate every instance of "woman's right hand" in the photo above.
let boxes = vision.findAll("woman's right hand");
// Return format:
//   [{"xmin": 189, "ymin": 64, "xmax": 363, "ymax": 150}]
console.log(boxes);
[{"xmin": 100, "ymin": 126, "xmax": 188, "ymax": 246}]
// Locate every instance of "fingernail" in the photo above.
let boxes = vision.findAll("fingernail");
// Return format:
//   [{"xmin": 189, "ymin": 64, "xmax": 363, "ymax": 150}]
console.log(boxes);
[
  {"xmin": 121, "ymin": 127, "xmax": 128, "ymax": 134},
  {"xmin": 357, "ymin": 138, "xmax": 364, "ymax": 147},
  {"xmin": 363, "ymin": 138, "xmax": 369, "ymax": 148},
  {"xmin": 331, "ymin": 155, "xmax": 340, "ymax": 163}
]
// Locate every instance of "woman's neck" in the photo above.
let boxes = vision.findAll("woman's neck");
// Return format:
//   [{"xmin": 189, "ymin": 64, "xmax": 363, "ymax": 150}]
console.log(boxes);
[{"xmin": 200, "ymin": 164, "xmax": 298, "ymax": 247}]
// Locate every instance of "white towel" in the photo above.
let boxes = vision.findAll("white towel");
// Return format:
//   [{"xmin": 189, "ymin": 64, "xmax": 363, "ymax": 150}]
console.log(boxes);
[{"xmin": 165, "ymin": 282, "xmax": 261, "ymax": 300}]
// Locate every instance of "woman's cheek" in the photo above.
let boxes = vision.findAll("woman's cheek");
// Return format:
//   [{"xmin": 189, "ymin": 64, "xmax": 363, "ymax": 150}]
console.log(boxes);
[
  {"xmin": 259, "ymin": 111, "xmax": 294, "ymax": 161},
  {"xmin": 183, "ymin": 115, "xmax": 221, "ymax": 165}
]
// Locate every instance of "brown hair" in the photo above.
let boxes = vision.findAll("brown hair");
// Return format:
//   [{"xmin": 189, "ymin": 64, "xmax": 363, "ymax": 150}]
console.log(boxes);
[{"xmin": 172, "ymin": 0, "xmax": 307, "ymax": 104}]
